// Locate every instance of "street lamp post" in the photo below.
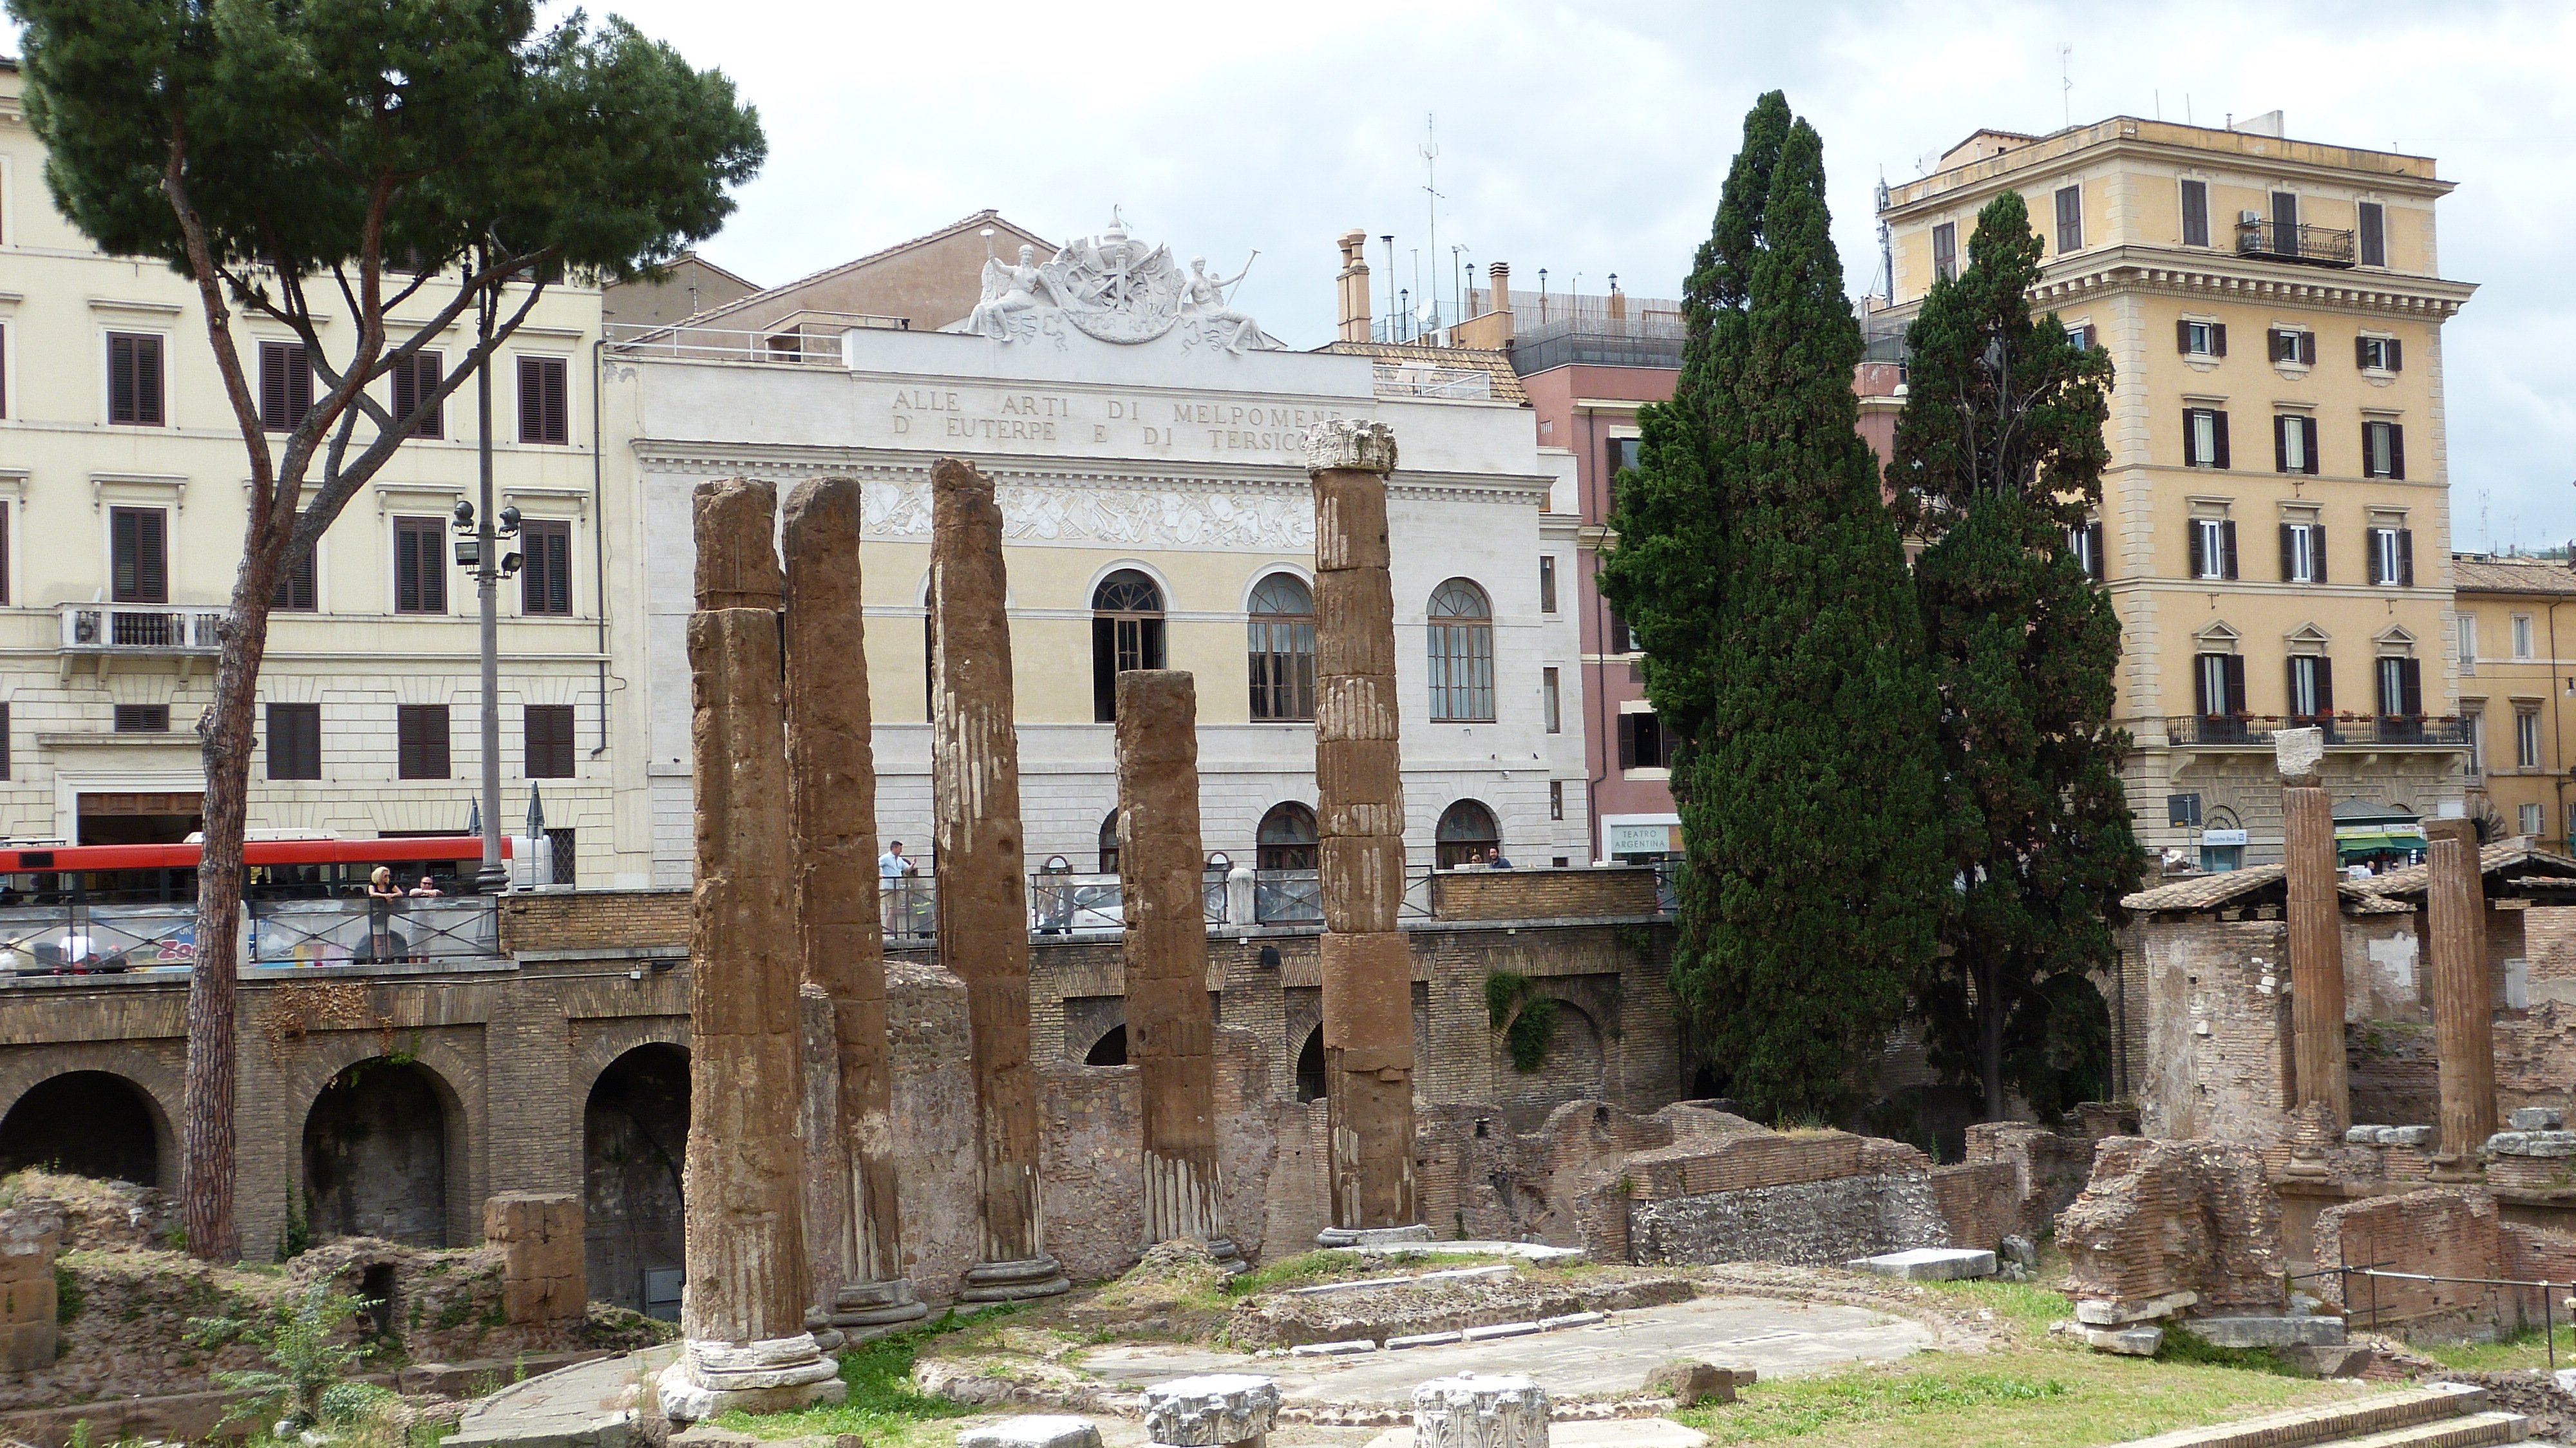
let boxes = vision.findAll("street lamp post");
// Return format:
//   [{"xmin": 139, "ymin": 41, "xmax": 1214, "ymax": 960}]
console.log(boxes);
[{"xmin": 461, "ymin": 273, "xmax": 522, "ymax": 895}]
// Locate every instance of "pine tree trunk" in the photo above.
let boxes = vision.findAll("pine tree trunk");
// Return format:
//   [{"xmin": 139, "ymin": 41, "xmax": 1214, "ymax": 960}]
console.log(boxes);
[{"xmin": 180, "ymin": 555, "xmax": 281, "ymax": 1263}]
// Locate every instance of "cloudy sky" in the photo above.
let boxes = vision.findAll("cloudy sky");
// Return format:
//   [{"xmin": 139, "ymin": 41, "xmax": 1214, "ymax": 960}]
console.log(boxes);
[{"xmin": 12, "ymin": 2, "xmax": 2571, "ymax": 544}]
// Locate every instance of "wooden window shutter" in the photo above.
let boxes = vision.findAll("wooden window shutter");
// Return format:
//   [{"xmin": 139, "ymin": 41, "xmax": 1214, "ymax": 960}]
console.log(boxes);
[
  {"xmin": 395, "ymin": 517, "xmax": 446, "ymax": 613},
  {"xmin": 2284, "ymin": 657, "xmax": 2302, "ymax": 717},
  {"xmin": 2398, "ymin": 529, "xmax": 2414, "ymax": 586},
  {"xmin": 2300, "ymin": 332, "xmax": 2317, "ymax": 366},
  {"xmin": 2400, "ymin": 658, "xmax": 2423, "ymax": 717},
  {"xmin": 2387, "ymin": 338, "xmax": 2403, "ymax": 372},
  {"xmin": 2212, "ymin": 323, "xmax": 2227, "ymax": 357},
  {"xmin": 2212, "ymin": 410, "xmax": 2231, "ymax": 470},
  {"xmin": 2316, "ymin": 656, "xmax": 2334, "ymax": 714},
  {"xmin": 2193, "ymin": 657, "xmax": 2212, "ymax": 717},
  {"xmin": 2313, "ymin": 525, "xmax": 2327, "ymax": 584},
  {"xmin": 2187, "ymin": 519, "xmax": 2205, "ymax": 577},
  {"xmin": 520, "ymin": 520, "xmax": 573, "ymax": 614},
  {"xmin": 2358, "ymin": 202, "xmax": 2385, "ymax": 265},
  {"xmin": 272, "ymin": 548, "xmax": 317, "ymax": 611},
  {"xmin": 260, "ymin": 343, "xmax": 287, "ymax": 429},
  {"xmin": 2390, "ymin": 424, "xmax": 2405, "ymax": 481},
  {"xmin": 2221, "ymin": 519, "xmax": 2239, "ymax": 579},
  {"xmin": 2086, "ymin": 520, "xmax": 2105, "ymax": 580},
  {"xmin": 2183, "ymin": 408, "xmax": 2199, "ymax": 466},
  {"xmin": 2177, "ymin": 319, "xmax": 2192, "ymax": 355},
  {"xmin": 112, "ymin": 508, "xmax": 168, "ymax": 604},
  {"xmin": 2278, "ymin": 523, "xmax": 2295, "ymax": 580},
  {"xmin": 398, "ymin": 705, "xmax": 451, "ymax": 779},
  {"xmin": 2274, "ymin": 415, "xmax": 2289, "ymax": 473},
  {"xmin": 2363, "ymin": 420, "xmax": 2378, "ymax": 475},
  {"xmin": 109, "ymin": 334, "xmax": 137, "ymax": 423},
  {"xmin": 1617, "ymin": 714, "xmax": 1637, "ymax": 770},
  {"xmin": 2222, "ymin": 655, "xmax": 2247, "ymax": 714},
  {"xmin": 392, "ymin": 352, "xmax": 446, "ymax": 438},
  {"xmin": 0, "ymin": 703, "xmax": 9, "ymax": 781},
  {"xmin": 0, "ymin": 503, "xmax": 8, "ymax": 606},
  {"xmin": 2301, "ymin": 417, "xmax": 2320, "ymax": 475},
  {"xmin": 2357, "ymin": 334, "xmax": 2372, "ymax": 370},
  {"xmin": 518, "ymin": 357, "xmax": 569, "ymax": 444}
]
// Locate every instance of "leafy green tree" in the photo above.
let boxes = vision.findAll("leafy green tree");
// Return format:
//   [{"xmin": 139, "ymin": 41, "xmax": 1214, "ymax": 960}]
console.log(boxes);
[
  {"xmin": 1888, "ymin": 190, "xmax": 2146, "ymax": 1121},
  {"xmin": 188, "ymin": 1282, "xmax": 374, "ymax": 1432},
  {"xmin": 1599, "ymin": 92, "xmax": 1947, "ymax": 1121},
  {"xmin": 8, "ymin": 0, "xmax": 764, "ymax": 1260}
]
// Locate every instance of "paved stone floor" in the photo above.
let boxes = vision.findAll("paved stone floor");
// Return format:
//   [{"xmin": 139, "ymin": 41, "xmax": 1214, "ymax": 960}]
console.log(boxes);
[
  {"xmin": 1079, "ymin": 1295, "xmax": 1935, "ymax": 1404},
  {"xmin": 449, "ymin": 1352, "xmax": 650, "ymax": 1448}
]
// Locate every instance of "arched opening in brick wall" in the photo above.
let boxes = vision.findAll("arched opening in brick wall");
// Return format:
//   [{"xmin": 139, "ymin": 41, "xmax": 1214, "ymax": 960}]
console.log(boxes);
[
  {"xmin": 1495, "ymin": 998, "xmax": 1607, "ymax": 1131},
  {"xmin": 303, "ymin": 1059, "xmax": 455, "ymax": 1246},
  {"xmin": 1083, "ymin": 1024, "xmax": 1128, "ymax": 1067},
  {"xmin": 0, "ymin": 1071, "xmax": 164, "ymax": 1185},
  {"xmin": 585, "ymin": 1043, "xmax": 688, "ymax": 1315},
  {"xmin": 1293, "ymin": 1026, "xmax": 1325, "ymax": 1103}
]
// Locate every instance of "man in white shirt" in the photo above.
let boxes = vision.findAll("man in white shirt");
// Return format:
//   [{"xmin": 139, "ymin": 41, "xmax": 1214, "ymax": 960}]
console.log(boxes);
[{"xmin": 879, "ymin": 842, "xmax": 914, "ymax": 880}]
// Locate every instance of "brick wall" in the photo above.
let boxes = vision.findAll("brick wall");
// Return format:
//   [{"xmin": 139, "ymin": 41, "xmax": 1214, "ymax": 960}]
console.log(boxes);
[
  {"xmin": 1929, "ymin": 1161, "xmax": 2020, "ymax": 1252},
  {"xmin": 2315, "ymin": 1190, "xmax": 2517, "ymax": 1335},
  {"xmin": 2060, "ymin": 1138, "xmax": 2286, "ymax": 1322},
  {"xmin": 1431, "ymin": 867, "xmax": 1660, "ymax": 921},
  {"xmin": 2132, "ymin": 915, "xmax": 2295, "ymax": 1148},
  {"xmin": 500, "ymin": 889, "xmax": 690, "ymax": 953},
  {"xmin": 1627, "ymin": 1172, "xmax": 1947, "ymax": 1267}
]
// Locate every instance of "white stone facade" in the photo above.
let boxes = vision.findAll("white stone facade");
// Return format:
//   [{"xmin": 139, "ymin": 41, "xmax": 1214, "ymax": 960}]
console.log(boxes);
[{"xmin": 604, "ymin": 226, "xmax": 1589, "ymax": 884}]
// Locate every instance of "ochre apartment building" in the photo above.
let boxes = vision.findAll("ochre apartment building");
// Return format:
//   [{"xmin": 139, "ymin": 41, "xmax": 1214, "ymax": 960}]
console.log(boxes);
[
  {"xmin": 2451, "ymin": 554, "xmax": 2576, "ymax": 849},
  {"xmin": 1877, "ymin": 113, "xmax": 2477, "ymax": 868}
]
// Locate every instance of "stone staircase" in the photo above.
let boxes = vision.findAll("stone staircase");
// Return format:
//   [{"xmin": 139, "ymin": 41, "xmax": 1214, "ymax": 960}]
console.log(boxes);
[{"xmin": 2114, "ymin": 1384, "xmax": 2527, "ymax": 1448}]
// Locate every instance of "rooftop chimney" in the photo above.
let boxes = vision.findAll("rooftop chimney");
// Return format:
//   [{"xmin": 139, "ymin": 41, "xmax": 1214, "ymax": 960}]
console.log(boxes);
[{"xmin": 1336, "ymin": 230, "xmax": 1371, "ymax": 343}]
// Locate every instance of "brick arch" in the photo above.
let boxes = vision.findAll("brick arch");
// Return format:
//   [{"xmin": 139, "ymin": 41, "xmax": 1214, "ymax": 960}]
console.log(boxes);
[
  {"xmin": 572, "ymin": 1019, "xmax": 690, "ymax": 1107},
  {"xmin": 0, "ymin": 1047, "xmax": 184, "ymax": 1188},
  {"xmin": 289, "ymin": 1033, "xmax": 483, "ymax": 1247}
]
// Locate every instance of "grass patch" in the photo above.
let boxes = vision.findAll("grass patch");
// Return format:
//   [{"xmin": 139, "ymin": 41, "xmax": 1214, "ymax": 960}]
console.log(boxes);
[
  {"xmin": 710, "ymin": 1308, "xmax": 1017, "ymax": 1444},
  {"xmin": 1917, "ymin": 1277, "xmax": 2077, "ymax": 1340},
  {"xmin": 1675, "ymin": 1347, "xmax": 2377, "ymax": 1447},
  {"xmin": 2416, "ymin": 1320, "xmax": 2576, "ymax": 1372},
  {"xmin": 1218, "ymin": 1250, "xmax": 1367, "ymax": 1297}
]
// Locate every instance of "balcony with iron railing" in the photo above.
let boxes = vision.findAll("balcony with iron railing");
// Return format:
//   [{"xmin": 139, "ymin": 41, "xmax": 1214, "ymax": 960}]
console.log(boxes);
[
  {"xmin": 2164, "ymin": 714, "xmax": 2475, "ymax": 748},
  {"xmin": 2235, "ymin": 220, "xmax": 2358, "ymax": 269},
  {"xmin": 60, "ymin": 604, "xmax": 225, "ymax": 656}
]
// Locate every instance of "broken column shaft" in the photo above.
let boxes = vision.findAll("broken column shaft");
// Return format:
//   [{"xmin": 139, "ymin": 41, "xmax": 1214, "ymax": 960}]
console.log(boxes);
[
  {"xmin": 1305, "ymin": 419, "xmax": 1419, "ymax": 1239},
  {"xmin": 929, "ymin": 457, "xmax": 1068, "ymax": 1302},
  {"xmin": 2277, "ymin": 727, "xmax": 2347, "ymax": 1174},
  {"xmin": 660, "ymin": 479, "xmax": 843, "ymax": 1420},
  {"xmin": 1115, "ymin": 669, "xmax": 1240, "ymax": 1268},
  {"xmin": 2426, "ymin": 817, "xmax": 2497, "ymax": 1176},
  {"xmin": 782, "ymin": 477, "xmax": 926, "ymax": 1328}
]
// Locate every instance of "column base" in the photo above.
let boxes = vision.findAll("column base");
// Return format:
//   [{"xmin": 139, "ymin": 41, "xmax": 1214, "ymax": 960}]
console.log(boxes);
[
  {"xmin": 2427, "ymin": 1154, "xmax": 2484, "ymax": 1183},
  {"xmin": 960, "ymin": 1255, "xmax": 1070, "ymax": 1302},
  {"xmin": 1205, "ymin": 1236, "xmax": 1248, "ymax": 1275},
  {"xmin": 1317, "ymin": 1224, "xmax": 1430, "ymax": 1249},
  {"xmin": 656, "ymin": 1334, "xmax": 846, "ymax": 1424},
  {"xmin": 832, "ymin": 1277, "xmax": 933, "ymax": 1328}
]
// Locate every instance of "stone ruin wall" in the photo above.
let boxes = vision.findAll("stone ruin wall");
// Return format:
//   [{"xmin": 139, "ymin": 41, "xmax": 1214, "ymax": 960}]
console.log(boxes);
[
  {"xmin": 2313, "ymin": 1188, "xmax": 2576, "ymax": 1340},
  {"xmin": 2058, "ymin": 1138, "xmax": 2287, "ymax": 1324}
]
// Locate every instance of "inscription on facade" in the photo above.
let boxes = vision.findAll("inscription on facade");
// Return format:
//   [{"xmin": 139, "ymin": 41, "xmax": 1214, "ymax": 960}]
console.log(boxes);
[{"xmin": 881, "ymin": 388, "xmax": 1349, "ymax": 458}]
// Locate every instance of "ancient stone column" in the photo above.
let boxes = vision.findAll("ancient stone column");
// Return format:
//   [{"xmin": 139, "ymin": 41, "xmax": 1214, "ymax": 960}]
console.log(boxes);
[
  {"xmin": 1305, "ymin": 419, "xmax": 1420, "ymax": 1240},
  {"xmin": 2277, "ymin": 727, "xmax": 2347, "ymax": 1176},
  {"xmin": 659, "ymin": 479, "xmax": 844, "ymax": 1422},
  {"xmin": 1116, "ymin": 669, "xmax": 1242, "ymax": 1269},
  {"xmin": 2426, "ymin": 817, "xmax": 2497, "ymax": 1178},
  {"xmin": 782, "ymin": 477, "xmax": 928, "ymax": 1330},
  {"xmin": 929, "ymin": 457, "xmax": 1069, "ymax": 1302}
]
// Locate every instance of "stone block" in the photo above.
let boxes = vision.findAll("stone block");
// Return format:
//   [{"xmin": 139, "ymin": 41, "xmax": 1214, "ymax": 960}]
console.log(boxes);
[
  {"xmin": 2275, "ymin": 727, "xmax": 2325, "ymax": 783},
  {"xmin": 2524, "ymin": 1132, "xmax": 2576, "ymax": 1157},
  {"xmin": 484, "ymin": 1194, "xmax": 586, "ymax": 1326},
  {"xmin": 958, "ymin": 1418, "xmax": 1104, "ymax": 1448},
  {"xmin": 2286, "ymin": 1344, "xmax": 2374, "ymax": 1378},
  {"xmin": 1538, "ymin": 1312, "xmax": 1604, "ymax": 1330},
  {"xmin": 1642, "ymin": 1360, "xmax": 1736, "ymax": 1407},
  {"xmin": 2075, "ymin": 1290, "xmax": 2197, "ymax": 1326},
  {"xmin": 1846, "ymin": 1248, "xmax": 1994, "ymax": 1281},
  {"xmin": 2076, "ymin": 1325, "xmax": 2163, "ymax": 1356},
  {"xmin": 1387, "ymin": 1331, "xmax": 1464, "ymax": 1350},
  {"xmin": 1290, "ymin": 1340, "xmax": 1378, "ymax": 1357},
  {"xmin": 1460, "ymin": 1321, "xmax": 1539, "ymax": 1342},
  {"xmin": 2486, "ymin": 1132, "xmax": 2531, "ymax": 1155},
  {"xmin": 2000, "ymin": 1235, "xmax": 2037, "ymax": 1268},
  {"xmin": 2514, "ymin": 1108, "xmax": 2566, "ymax": 1132},
  {"xmin": 2376, "ymin": 1127, "xmax": 2436, "ymax": 1148},
  {"xmin": 1143, "ymin": 1374, "xmax": 1280, "ymax": 1448},
  {"xmin": 1412, "ymin": 1372, "xmax": 1548, "ymax": 1448},
  {"xmin": 2346, "ymin": 1126, "xmax": 2387, "ymax": 1145},
  {"xmin": 2187, "ymin": 1315, "xmax": 2347, "ymax": 1348}
]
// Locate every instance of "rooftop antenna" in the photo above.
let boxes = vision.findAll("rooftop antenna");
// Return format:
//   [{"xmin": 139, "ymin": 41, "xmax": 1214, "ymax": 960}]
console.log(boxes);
[
  {"xmin": 1452, "ymin": 243, "xmax": 1468, "ymax": 331},
  {"xmin": 1381, "ymin": 234, "xmax": 1396, "ymax": 343},
  {"xmin": 2060, "ymin": 43, "xmax": 2073, "ymax": 129},
  {"xmin": 1421, "ymin": 113, "xmax": 1444, "ymax": 336}
]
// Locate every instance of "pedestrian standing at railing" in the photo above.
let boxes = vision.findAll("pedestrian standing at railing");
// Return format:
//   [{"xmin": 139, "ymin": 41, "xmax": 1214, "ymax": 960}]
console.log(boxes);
[
  {"xmin": 366, "ymin": 866, "xmax": 404, "ymax": 962},
  {"xmin": 879, "ymin": 841, "xmax": 918, "ymax": 937}
]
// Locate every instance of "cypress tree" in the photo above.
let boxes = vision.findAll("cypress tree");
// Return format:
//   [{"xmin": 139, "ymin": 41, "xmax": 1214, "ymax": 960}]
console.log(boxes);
[
  {"xmin": 1889, "ymin": 191, "xmax": 2148, "ymax": 1121},
  {"xmin": 1600, "ymin": 93, "xmax": 1947, "ymax": 1122}
]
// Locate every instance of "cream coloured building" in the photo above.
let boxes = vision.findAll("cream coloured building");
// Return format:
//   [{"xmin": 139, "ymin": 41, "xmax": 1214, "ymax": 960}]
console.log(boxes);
[
  {"xmin": 2450, "ymin": 553, "xmax": 2576, "ymax": 850},
  {"xmin": 602, "ymin": 215, "xmax": 1592, "ymax": 888},
  {"xmin": 1877, "ymin": 113, "xmax": 2477, "ymax": 867},
  {"xmin": 0, "ymin": 59, "xmax": 631, "ymax": 880}
]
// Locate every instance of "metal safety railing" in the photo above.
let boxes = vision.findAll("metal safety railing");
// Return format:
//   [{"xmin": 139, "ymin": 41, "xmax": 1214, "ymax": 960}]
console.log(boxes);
[
  {"xmin": 2295, "ymin": 1256, "xmax": 2572, "ymax": 1372},
  {"xmin": 1, "ymin": 895, "xmax": 502, "ymax": 976}
]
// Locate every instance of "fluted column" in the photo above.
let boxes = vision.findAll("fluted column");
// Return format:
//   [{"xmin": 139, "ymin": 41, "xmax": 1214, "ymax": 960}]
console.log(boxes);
[
  {"xmin": 2426, "ymin": 817, "xmax": 2496, "ymax": 1178},
  {"xmin": 1305, "ymin": 419, "xmax": 1419, "ymax": 1238},
  {"xmin": 782, "ymin": 477, "xmax": 926, "ymax": 1329},
  {"xmin": 1117, "ymin": 669, "xmax": 1241, "ymax": 1268},
  {"xmin": 930, "ymin": 457, "xmax": 1068, "ymax": 1302},
  {"xmin": 659, "ymin": 479, "xmax": 842, "ymax": 1422}
]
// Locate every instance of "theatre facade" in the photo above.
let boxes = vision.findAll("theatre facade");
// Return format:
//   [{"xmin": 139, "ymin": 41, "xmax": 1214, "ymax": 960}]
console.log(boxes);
[{"xmin": 601, "ymin": 217, "xmax": 1591, "ymax": 891}]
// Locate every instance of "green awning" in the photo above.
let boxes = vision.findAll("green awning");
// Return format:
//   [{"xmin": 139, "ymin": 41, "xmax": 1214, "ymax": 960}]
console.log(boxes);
[{"xmin": 2337, "ymin": 830, "xmax": 2423, "ymax": 859}]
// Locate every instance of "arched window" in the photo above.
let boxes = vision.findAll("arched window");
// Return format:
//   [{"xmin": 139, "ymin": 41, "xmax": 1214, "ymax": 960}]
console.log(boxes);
[
  {"xmin": 1437, "ymin": 799, "xmax": 1501, "ymax": 869},
  {"xmin": 1098, "ymin": 808, "xmax": 1122, "ymax": 875},
  {"xmin": 1426, "ymin": 578, "xmax": 1495, "ymax": 722},
  {"xmin": 1248, "ymin": 573, "xmax": 1316, "ymax": 721},
  {"xmin": 1257, "ymin": 801, "xmax": 1320, "ymax": 872},
  {"xmin": 1092, "ymin": 570, "xmax": 1166, "ymax": 722}
]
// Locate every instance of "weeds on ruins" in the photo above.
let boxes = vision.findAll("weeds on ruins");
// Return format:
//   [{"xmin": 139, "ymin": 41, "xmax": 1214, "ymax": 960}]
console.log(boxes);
[
  {"xmin": 1888, "ymin": 189, "xmax": 2144, "ymax": 1124},
  {"xmin": 3, "ymin": 0, "xmax": 764, "ymax": 1262},
  {"xmin": 1598, "ymin": 90, "xmax": 1947, "ymax": 1124}
]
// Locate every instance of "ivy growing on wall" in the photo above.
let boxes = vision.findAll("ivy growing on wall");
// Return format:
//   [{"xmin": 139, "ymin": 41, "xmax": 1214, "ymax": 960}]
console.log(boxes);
[{"xmin": 1484, "ymin": 971, "xmax": 1559, "ymax": 1074}]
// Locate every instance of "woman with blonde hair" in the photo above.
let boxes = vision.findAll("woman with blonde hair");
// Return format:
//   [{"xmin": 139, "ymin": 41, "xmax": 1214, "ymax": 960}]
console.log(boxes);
[{"xmin": 366, "ymin": 866, "xmax": 404, "ymax": 962}]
